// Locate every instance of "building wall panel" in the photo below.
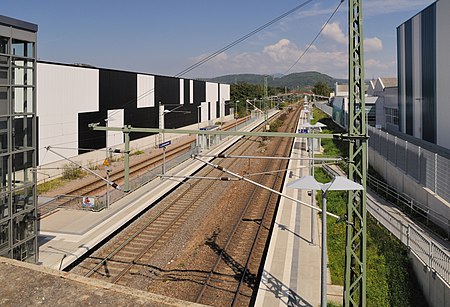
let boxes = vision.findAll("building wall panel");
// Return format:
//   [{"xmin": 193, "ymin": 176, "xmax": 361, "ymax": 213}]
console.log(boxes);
[
  {"xmin": 107, "ymin": 109, "xmax": 124, "ymax": 147},
  {"xmin": 36, "ymin": 63, "xmax": 99, "ymax": 164},
  {"xmin": 436, "ymin": 0, "xmax": 450, "ymax": 149},
  {"xmin": 206, "ymin": 82, "xmax": 218, "ymax": 122},
  {"xmin": 412, "ymin": 14, "xmax": 422, "ymax": 139},
  {"xmin": 421, "ymin": 4, "xmax": 436, "ymax": 143},
  {"xmin": 37, "ymin": 63, "xmax": 228, "ymax": 164},
  {"xmin": 137, "ymin": 74, "xmax": 154, "ymax": 108}
]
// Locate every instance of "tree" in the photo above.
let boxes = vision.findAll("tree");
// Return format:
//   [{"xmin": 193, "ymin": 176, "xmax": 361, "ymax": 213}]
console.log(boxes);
[{"xmin": 312, "ymin": 81, "xmax": 332, "ymax": 97}]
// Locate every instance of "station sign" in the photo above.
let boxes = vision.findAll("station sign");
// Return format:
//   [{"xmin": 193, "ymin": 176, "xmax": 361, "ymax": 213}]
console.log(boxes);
[{"xmin": 159, "ymin": 140, "xmax": 172, "ymax": 148}]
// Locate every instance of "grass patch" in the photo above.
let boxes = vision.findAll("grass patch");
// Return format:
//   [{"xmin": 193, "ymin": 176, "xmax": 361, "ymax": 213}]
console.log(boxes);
[
  {"xmin": 37, "ymin": 164, "xmax": 87, "ymax": 195},
  {"xmin": 130, "ymin": 149, "xmax": 144, "ymax": 156},
  {"xmin": 37, "ymin": 177, "xmax": 70, "ymax": 194},
  {"xmin": 315, "ymin": 109, "xmax": 428, "ymax": 306},
  {"xmin": 62, "ymin": 164, "xmax": 87, "ymax": 180}
]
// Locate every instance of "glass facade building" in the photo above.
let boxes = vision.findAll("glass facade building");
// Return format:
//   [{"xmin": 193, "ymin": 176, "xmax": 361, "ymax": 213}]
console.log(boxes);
[{"xmin": 0, "ymin": 16, "xmax": 38, "ymax": 262}]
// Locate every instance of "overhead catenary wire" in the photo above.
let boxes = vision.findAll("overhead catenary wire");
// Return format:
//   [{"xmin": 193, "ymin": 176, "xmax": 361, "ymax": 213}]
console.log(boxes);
[
  {"xmin": 47, "ymin": 1, "xmax": 322, "ymax": 150},
  {"xmin": 107, "ymin": 0, "xmax": 317, "ymax": 124},
  {"xmin": 284, "ymin": 0, "xmax": 344, "ymax": 75},
  {"xmin": 174, "ymin": 0, "xmax": 314, "ymax": 78}
]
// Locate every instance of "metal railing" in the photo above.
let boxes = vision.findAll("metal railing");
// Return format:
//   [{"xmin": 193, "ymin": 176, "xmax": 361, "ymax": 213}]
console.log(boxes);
[
  {"xmin": 367, "ymin": 174, "xmax": 449, "ymax": 240},
  {"xmin": 368, "ymin": 125, "xmax": 450, "ymax": 203},
  {"xmin": 322, "ymin": 164, "xmax": 449, "ymax": 286}
]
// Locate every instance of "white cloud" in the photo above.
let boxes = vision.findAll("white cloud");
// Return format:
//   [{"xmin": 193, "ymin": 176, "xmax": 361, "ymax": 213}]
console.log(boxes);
[
  {"xmin": 189, "ymin": 38, "xmax": 349, "ymax": 78},
  {"xmin": 263, "ymin": 39, "xmax": 300, "ymax": 62},
  {"xmin": 364, "ymin": 37, "xmax": 383, "ymax": 52},
  {"xmin": 365, "ymin": 58, "xmax": 389, "ymax": 70},
  {"xmin": 322, "ymin": 22, "xmax": 347, "ymax": 44}
]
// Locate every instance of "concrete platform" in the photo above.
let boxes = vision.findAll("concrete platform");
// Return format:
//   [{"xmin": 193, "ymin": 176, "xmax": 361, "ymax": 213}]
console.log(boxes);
[
  {"xmin": 38, "ymin": 113, "xmax": 274, "ymax": 270},
  {"xmin": 255, "ymin": 108, "xmax": 339, "ymax": 307}
]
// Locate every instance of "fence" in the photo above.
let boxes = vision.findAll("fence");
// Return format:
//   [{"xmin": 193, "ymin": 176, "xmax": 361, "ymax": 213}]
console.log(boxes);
[
  {"xmin": 322, "ymin": 164, "xmax": 450, "ymax": 286},
  {"xmin": 99, "ymin": 114, "xmax": 260, "ymax": 207},
  {"xmin": 368, "ymin": 126, "xmax": 450, "ymax": 203},
  {"xmin": 367, "ymin": 174, "xmax": 449, "ymax": 239},
  {"xmin": 367, "ymin": 195, "xmax": 450, "ymax": 286},
  {"xmin": 99, "ymin": 143, "xmax": 198, "ymax": 206}
]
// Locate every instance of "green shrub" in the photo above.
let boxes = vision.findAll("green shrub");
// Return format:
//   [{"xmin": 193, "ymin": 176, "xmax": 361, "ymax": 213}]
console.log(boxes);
[{"xmin": 62, "ymin": 164, "xmax": 86, "ymax": 180}]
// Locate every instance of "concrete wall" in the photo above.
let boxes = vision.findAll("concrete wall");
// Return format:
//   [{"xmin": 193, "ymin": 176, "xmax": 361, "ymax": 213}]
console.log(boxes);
[
  {"xmin": 409, "ymin": 252, "xmax": 450, "ymax": 307},
  {"xmin": 368, "ymin": 148, "xmax": 450, "ymax": 231}
]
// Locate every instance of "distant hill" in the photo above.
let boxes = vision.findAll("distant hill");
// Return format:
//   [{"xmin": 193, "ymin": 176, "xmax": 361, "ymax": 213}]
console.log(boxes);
[{"xmin": 204, "ymin": 71, "xmax": 344, "ymax": 90}]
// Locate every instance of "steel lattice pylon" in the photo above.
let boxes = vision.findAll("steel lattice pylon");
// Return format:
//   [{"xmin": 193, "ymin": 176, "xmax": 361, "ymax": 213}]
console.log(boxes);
[{"xmin": 344, "ymin": 0, "xmax": 367, "ymax": 306}]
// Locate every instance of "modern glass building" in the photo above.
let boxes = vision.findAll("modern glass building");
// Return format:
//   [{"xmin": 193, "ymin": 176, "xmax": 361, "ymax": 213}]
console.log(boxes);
[
  {"xmin": 397, "ymin": 0, "xmax": 450, "ymax": 150},
  {"xmin": 0, "ymin": 16, "xmax": 38, "ymax": 262}
]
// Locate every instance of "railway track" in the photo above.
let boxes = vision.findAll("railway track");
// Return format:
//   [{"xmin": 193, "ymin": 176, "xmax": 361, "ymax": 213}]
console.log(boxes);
[
  {"xmin": 71, "ymin": 128, "xmax": 261, "ymax": 283},
  {"xmin": 38, "ymin": 138, "xmax": 195, "ymax": 218},
  {"xmin": 193, "ymin": 108, "xmax": 299, "ymax": 306},
  {"xmin": 38, "ymin": 116, "xmax": 252, "ymax": 219},
  {"xmin": 69, "ymin": 107, "xmax": 300, "ymax": 305}
]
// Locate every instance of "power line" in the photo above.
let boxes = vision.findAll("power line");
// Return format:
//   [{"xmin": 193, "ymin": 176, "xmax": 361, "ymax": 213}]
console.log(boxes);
[
  {"xmin": 174, "ymin": 0, "xmax": 315, "ymax": 78},
  {"xmin": 97, "ymin": 1, "xmax": 316, "ymax": 124},
  {"xmin": 284, "ymin": 0, "xmax": 344, "ymax": 75},
  {"xmin": 66, "ymin": 1, "xmax": 318, "ymax": 133}
]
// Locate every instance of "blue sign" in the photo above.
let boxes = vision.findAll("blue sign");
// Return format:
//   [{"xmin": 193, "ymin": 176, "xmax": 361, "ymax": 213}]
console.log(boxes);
[
  {"xmin": 159, "ymin": 140, "xmax": 171, "ymax": 148},
  {"xmin": 297, "ymin": 128, "xmax": 308, "ymax": 133}
]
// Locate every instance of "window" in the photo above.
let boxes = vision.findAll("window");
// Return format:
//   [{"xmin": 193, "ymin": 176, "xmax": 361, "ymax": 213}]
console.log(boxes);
[
  {"xmin": 0, "ymin": 88, "xmax": 8, "ymax": 115},
  {"xmin": 0, "ymin": 154, "xmax": 9, "ymax": 191},
  {"xmin": 13, "ymin": 87, "xmax": 33, "ymax": 114},
  {"xmin": 385, "ymin": 107, "xmax": 399, "ymax": 126},
  {"xmin": 12, "ymin": 186, "xmax": 34, "ymax": 214},
  {"xmin": 0, "ymin": 220, "xmax": 9, "ymax": 251},
  {"xmin": 0, "ymin": 66, "xmax": 8, "ymax": 85},
  {"xmin": 13, "ymin": 116, "xmax": 33, "ymax": 150},
  {"xmin": 12, "ymin": 152, "xmax": 34, "ymax": 188},
  {"xmin": 11, "ymin": 39, "xmax": 34, "ymax": 58},
  {"xmin": 12, "ymin": 59, "xmax": 34, "ymax": 86},
  {"xmin": 0, "ymin": 193, "xmax": 9, "ymax": 219},
  {"xmin": 0, "ymin": 37, "xmax": 8, "ymax": 54}
]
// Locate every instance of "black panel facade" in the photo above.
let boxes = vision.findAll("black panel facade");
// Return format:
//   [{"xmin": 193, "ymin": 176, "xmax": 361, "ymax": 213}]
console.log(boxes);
[
  {"xmin": 397, "ymin": 28, "xmax": 403, "ymax": 131},
  {"xmin": 78, "ymin": 111, "xmax": 107, "ymax": 154},
  {"xmin": 78, "ymin": 70, "xmax": 157, "ymax": 152},
  {"xmin": 421, "ymin": 4, "xmax": 436, "ymax": 143},
  {"xmin": 77, "ymin": 70, "xmax": 226, "ymax": 151},
  {"xmin": 154, "ymin": 75, "xmax": 179, "ymax": 107},
  {"xmin": 225, "ymin": 101, "xmax": 231, "ymax": 116},
  {"xmin": 404, "ymin": 20, "xmax": 413, "ymax": 135},
  {"xmin": 184, "ymin": 79, "xmax": 190, "ymax": 105},
  {"xmin": 99, "ymin": 70, "xmax": 137, "ymax": 110},
  {"xmin": 193, "ymin": 80, "xmax": 206, "ymax": 104}
]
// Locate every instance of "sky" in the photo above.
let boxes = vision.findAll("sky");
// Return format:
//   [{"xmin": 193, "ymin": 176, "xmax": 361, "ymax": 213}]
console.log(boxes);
[{"xmin": 2, "ymin": 0, "xmax": 436, "ymax": 80}]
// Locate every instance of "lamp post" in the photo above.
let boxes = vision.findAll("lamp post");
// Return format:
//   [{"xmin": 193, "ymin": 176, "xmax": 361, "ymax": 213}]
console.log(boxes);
[
  {"xmin": 235, "ymin": 100, "xmax": 239, "ymax": 131},
  {"xmin": 197, "ymin": 105, "xmax": 201, "ymax": 149},
  {"xmin": 104, "ymin": 118, "xmax": 111, "ymax": 209},
  {"xmin": 287, "ymin": 176, "xmax": 363, "ymax": 307},
  {"xmin": 300, "ymin": 121, "xmax": 326, "ymax": 244}
]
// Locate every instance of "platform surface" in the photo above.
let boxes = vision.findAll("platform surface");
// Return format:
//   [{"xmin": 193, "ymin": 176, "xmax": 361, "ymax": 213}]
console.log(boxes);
[
  {"xmin": 38, "ymin": 114, "xmax": 272, "ymax": 270},
  {"xmin": 255, "ymin": 108, "xmax": 340, "ymax": 306}
]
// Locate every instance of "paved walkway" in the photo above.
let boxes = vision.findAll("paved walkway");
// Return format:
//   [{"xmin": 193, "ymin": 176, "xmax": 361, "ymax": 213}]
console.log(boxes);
[{"xmin": 255, "ymin": 108, "xmax": 340, "ymax": 307}]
